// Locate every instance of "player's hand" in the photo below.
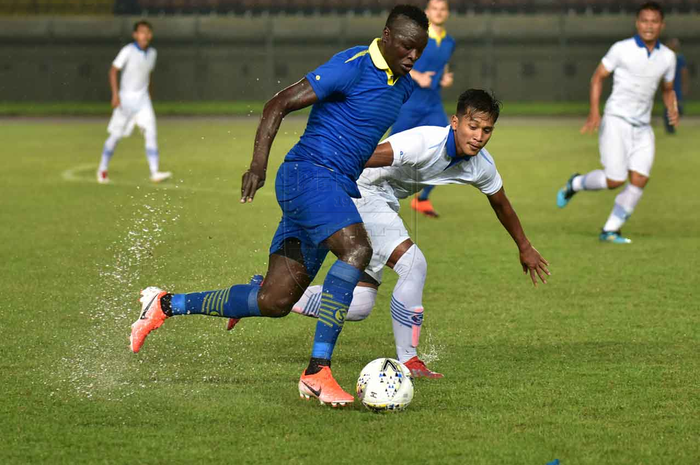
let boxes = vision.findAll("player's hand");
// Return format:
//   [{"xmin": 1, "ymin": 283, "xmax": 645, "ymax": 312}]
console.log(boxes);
[
  {"xmin": 580, "ymin": 113, "xmax": 601, "ymax": 134},
  {"xmin": 240, "ymin": 169, "xmax": 265, "ymax": 203},
  {"xmin": 519, "ymin": 243, "xmax": 550, "ymax": 287},
  {"xmin": 412, "ymin": 71, "xmax": 435, "ymax": 88},
  {"xmin": 111, "ymin": 95, "xmax": 120, "ymax": 109},
  {"xmin": 667, "ymin": 106, "xmax": 680, "ymax": 127},
  {"xmin": 440, "ymin": 71, "xmax": 454, "ymax": 88}
]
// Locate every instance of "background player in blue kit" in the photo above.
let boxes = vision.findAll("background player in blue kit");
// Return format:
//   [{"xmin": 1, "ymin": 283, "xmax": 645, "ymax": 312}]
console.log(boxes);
[
  {"xmin": 392, "ymin": 0, "xmax": 456, "ymax": 218},
  {"xmin": 663, "ymin": 38, "xmax": 689, "ymax": 135},
  {"xmin": 129, "ymin": 5, "xmax": 429, "ymax": 407}
]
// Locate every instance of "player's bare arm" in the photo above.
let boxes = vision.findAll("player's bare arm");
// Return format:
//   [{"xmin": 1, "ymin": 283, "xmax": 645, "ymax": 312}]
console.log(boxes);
[
  {"xmin": 580, "ymin": 63, "xmax": 611, "ymax": 134},
  {"xmin": 440, "ymin": 64, "xmax": 454, "ymax": 88},
  {"xmin": 409, "ymin": 69, "xmax": 435, "ymax": 88},
  {"xmin": 662, "ymin": 81, "xmax": 679, "ymax": 127},
  {"xmin": 241, "ymin": 78, "xmax": 319, "ymax": 203},
  {"xmin": 487, "ymin": 187, "xmax": 550, "ymax": 286},
  {"xmin": 109, "ymin": 65, "xmax": 120, "ymax": 108},
  {"xmin": 363, "ymin": 141, "xmax": 395, "ymax": 168}
]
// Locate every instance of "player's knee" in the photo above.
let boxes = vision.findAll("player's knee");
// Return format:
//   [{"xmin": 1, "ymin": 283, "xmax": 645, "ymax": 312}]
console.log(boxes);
[
  {"xmin": 606, "ymin": 178, "xmax": 625, "ymax": 189},
  {"xmin": 342, "ymin": 241, "xmax": 373, "ymax": 270},
  {"xmin": 346, "ymin": 287, "xmax": 378, "ymax": 321},
  {"xmin": 257, "ymin": 290, "xmax": 295, "ymax": 317}
]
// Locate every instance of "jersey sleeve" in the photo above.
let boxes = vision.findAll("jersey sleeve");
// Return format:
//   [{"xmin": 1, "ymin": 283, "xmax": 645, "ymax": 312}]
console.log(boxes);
[
  {"xmin": 112, "ymin": 45, "xmax": 130, "ymax": 70},
  {"xmin": 663, "ymin": 52, "xmax": 677, "ymax": 83},
  {"xmin": 305, "ymin": 51, "xmax": 362, "ymax": 101},
  {"xmin": 601, "ymin": 42, "xmax": 622, "ymax": 72},
  {"xmin": 473, "ymin": 150, "xmax": 503, "ymax": 196},
  {"xmin": 385, "ymin": 127, "xmax": 428, "ymax": 168}
]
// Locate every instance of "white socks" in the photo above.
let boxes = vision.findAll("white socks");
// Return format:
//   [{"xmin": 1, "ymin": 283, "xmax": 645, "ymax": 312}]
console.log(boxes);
[
  {"xmin": 291, "ymin": 244, "xmax": 429, "ymax": 363},
  {"xmin": 603, "ymin": 184, "xmax": 644, "ymax": 232},
  {"xmin": 98, "ymin": 133, "xmax": 121, "ymax": 172},
  {"xmin": 390, "ymin": 245, "xmax": 428, "ymax": 363},
  {"xmin": 572, "ymin": 169, "xmax": 608, "ymax": 192}
]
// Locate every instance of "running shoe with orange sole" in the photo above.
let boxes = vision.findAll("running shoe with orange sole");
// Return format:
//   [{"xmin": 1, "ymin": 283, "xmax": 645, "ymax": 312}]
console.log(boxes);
[
  {"xmin": 130, "ymin": 287, "xmax": 169, "ymax": 353},
  {"xmin": 404, "ymin": 356, "xmax": 443, "ymax": 379},
  {"xmin": 298, "ymin": 366, "xmax": 354, "ymax": 407},
  {"xmin": 410, "ymin": 196, "xmax": 439, "ymax": 218}
]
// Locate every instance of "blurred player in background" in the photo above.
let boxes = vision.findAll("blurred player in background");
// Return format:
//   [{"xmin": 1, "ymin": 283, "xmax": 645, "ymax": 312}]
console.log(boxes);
[
  {"xmin": 663, "ymin": 38, "xmax": 689, "ymax": 134},
  {"xmin": 97, "ymin": 20, "xmax": 171, "ymax": 184},
  {"xmin": 557, "ymin": 2, "xmax": 678, "ymax": 244},
  {"xmin": 130, "ymin": 5, "xmax": 429, "ymax": 407},
  {"xmin": 291, "ymin": 89, "xmax": 549, "ymax": 378},
  {"xmin": 392, "ymin": 0, "xmax": 456, "ymax": 218}
]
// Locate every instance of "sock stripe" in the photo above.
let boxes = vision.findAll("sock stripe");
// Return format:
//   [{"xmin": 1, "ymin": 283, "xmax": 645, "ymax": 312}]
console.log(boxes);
[
  {"xmin": 612, "ymin": 203, "xmax": 631, "ymax": 220},
  {"xmin": 390, "ymin": 296, "xmax": 413, "ymax": 328}
]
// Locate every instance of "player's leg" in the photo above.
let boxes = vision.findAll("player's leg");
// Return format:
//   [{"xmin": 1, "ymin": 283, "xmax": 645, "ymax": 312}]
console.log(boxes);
[
  {"xmin": 137, "ymin": 102, "xmax": 171, "ymax": 183},
  {"xmin": 600, "ymin": 125, "xmax": 654, "ymax": 244},
  {"xmin": 292, "ymin": 279, "xmax": 378, "ymax": 321},
  {"xmin": 98, "ymin": 108, "xmax": 128, "ymax": 183}
]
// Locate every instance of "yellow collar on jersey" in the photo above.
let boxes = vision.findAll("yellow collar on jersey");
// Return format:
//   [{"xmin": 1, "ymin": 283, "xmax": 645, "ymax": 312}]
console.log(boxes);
[
  {"xmin": 429, "ymin": 25, "xmax": 447, "ymax": 47},
  {"xmin": 369, "ymin": 38, "xmax": 399, "ymax": 86}
]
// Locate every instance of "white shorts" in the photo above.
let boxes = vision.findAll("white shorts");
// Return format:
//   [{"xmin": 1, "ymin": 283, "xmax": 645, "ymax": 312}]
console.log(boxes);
[
  {"xmin": 599, "ymin": 115, "xmax": 655, "ymax": 181},
  {"xmin": 107, "ymin": 96, "xmax": 156, "ymax": 138},
  {"xmin": 354, "ymin": 193, "xmax": 411, "ymax": 284}
]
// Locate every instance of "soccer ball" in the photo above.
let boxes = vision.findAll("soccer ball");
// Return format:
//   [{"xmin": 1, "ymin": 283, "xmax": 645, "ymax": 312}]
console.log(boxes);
[{"xmin": 356, "ymin": 358, "xmax": 414, "ymax": 412}]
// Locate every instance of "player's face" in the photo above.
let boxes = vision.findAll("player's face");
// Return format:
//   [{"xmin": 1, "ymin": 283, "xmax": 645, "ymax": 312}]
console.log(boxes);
[
  {"xmin": 133, "ymin": 25, "xmax": 153, "ymax": 49},
  {"xmin": 382, "ymin": 23, "xmax": 429, "ymax": 76},
  {"xmin": 425, "ymin": 0, "xmax": 450, "ymax": 27},
  {"xmin": 451, "ymin": 110, "xmax": 495, "ymax": 157},
  {"xmin": 635, "ymin": 9, "xmax": 664, "ymax": 44}
]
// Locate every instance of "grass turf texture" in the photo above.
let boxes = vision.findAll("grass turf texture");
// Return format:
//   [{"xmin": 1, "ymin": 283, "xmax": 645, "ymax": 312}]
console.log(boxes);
[{"xmin": 1, "ymin": 116, "xmax": 699, "ymax": 464}]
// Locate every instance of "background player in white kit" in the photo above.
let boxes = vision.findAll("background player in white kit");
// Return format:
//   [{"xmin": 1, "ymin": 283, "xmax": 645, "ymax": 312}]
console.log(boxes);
[
  {"xmin": 97, "ymin": 20, "xmax": 171, "ymax": 184},
  {"xmin": 290, "ymin": 89, "xmax": 550, "ymax": 378},
  {"xmin": 556, "ymin": 2, "xmax": 678, "ymax": 244}
]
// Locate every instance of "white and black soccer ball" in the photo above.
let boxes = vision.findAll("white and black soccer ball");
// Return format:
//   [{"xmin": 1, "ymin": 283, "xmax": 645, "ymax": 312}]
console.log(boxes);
[{"xmin": 356, "ymin": 358, "xmax": 414, "ymax": 412}]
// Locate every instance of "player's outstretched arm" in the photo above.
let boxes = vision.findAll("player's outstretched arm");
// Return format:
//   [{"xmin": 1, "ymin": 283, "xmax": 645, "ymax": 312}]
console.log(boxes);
[
  {"xmin": 241, "ymin": 78, "xmax": 319, "ymax": 203},
  {"xmin": 109, "ymin": 65, "xmax": 120, "ymax": 108},
  {"xmin": 662, "ymin": 82, "xmax": 679, "ymax": 127},
  {"xmin": 364, "ymin": 142, "xmax": 395, "ymax": 168},
  {"xmin": 580, "ymin": 63, "xmax": 611, "ymax": 134},
  {"xmin": 487, "ymin": 187, "xmax": 550, "ymax": 287}
]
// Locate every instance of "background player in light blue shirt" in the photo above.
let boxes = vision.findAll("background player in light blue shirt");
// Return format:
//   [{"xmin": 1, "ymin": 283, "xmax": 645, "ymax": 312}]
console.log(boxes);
[
  {"xmin": 130, "ymin": 5, "xmax": 429, "ymax": 407},
  {"xmin": 393, "ymin": 0, "xmax": 456, "ymax": 218}
]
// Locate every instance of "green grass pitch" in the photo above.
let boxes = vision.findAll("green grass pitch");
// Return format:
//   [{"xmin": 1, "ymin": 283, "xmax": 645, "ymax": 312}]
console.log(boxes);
[{"xmin": 1, "ymin": 116, "xmax": 699, "ymax": 464}]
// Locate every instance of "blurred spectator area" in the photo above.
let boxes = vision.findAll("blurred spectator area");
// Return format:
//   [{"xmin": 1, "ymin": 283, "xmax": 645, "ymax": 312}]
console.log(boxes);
[{"xmin": 2, "ymin": 0, "xmax": 699, "ymax": 16}]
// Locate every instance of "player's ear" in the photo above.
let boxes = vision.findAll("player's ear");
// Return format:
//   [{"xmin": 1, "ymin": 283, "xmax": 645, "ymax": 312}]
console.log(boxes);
[
  {"xmin": 382, "ymin": 27, "xmax": 391, "ymax": 43},
  {"xmin": 450, "ymin": 114, "xmax": 458, "ymax": 131}
]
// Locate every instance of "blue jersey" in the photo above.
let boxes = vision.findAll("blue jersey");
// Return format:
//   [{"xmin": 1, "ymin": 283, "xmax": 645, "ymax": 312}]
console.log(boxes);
[
  {"xmin": 674, "ymin": 53, "xmax": 686, "ymax": 101},
  {"xmin": 401, "ymin": 28, "xmax": 455, "ymax": 110},
  {"xmin": 285, "ymin": 39, "xmax": 415, "ymax": 196}
]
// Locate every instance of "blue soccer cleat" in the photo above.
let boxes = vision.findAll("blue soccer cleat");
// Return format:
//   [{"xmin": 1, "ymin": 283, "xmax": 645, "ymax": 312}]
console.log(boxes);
[
  {"xmin": 599, "ymin": 230, "xmax": 632, "ymax": 244},
  {"xmin": 556, "ymin": 173, "xmax": 579, "ymax": 208}
]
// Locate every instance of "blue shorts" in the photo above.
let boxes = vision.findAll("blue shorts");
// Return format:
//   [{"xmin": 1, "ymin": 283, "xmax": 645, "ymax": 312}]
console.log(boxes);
[
  {"xmin": 269, "ymin": 161, "xmax": 363, "ymax": 279},
  {"xmin": 392, "ymin": 104, "xmax": 448, "ymax": 135}
]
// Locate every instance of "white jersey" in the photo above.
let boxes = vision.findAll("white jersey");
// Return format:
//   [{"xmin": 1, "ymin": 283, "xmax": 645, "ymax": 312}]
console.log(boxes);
[
  {"xmin": 357, "ymin": 125, "xmax": 503, "ymax": 211},
  {"xmin": 112, "ymin": 43, "xmax": 157, "ymax": 108},
  {"xmin": 601, "ymin": 36, "xmax": 676, "ymax": 126}
]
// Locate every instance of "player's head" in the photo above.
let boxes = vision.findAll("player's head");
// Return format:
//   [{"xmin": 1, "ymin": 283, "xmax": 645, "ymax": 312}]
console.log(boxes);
[
  {"xmin": 132, "ymin": 20, "xmax": 153, "ymax": 49},
  {"xmin": 425, "ymin": 0, "xmax": 450, "ymax": 27},
  {"xmin": 451, "ymin": 89, "xmax": 501, "ymax": 157},
  {"xmin": 381, "ymin": 5, "xmax": 429, "ymax": 77},
  {"xmin": 635, "ymin": 2, "xmax": 665, "ymax": 44}
]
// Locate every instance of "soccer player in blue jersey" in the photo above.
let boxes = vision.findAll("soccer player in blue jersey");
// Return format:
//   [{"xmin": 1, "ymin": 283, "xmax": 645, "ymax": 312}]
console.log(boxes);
[
  {"xmin": 130, "ymin": 5, "xmax": 429, "ymax": 407},
  {"xmin": 393, "ymin": 0, "xmax": 456, "ymax": 218}
]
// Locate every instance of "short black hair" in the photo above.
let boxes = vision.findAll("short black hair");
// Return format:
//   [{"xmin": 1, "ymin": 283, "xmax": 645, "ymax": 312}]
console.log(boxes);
[
  {"xmin": 386, "ymin": 5, "xmax": 429, "ymax": 31},
  {"xmin": 133, "ymin": 20, "xmax": 153, "ymax": 32},
  {"xmin": 456, "ymin": 89, "xmax": 502, "ymax": 123},
  {"xmin": 637, "ymin": 1, "xmax": 664, "ymax": 19}
]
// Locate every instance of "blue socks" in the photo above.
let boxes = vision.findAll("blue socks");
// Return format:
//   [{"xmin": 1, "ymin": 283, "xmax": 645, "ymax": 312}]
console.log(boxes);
[
  {"xmin": 418, "ymin": 185, "xmax": 435, "ymax": 201},
  {"xmin": 310, "ymin": 260, "xmax": 362, "ymax": 360},
  {"xmin": 170, "ymin": 284, "xmax": 261, "ymax": 318}
]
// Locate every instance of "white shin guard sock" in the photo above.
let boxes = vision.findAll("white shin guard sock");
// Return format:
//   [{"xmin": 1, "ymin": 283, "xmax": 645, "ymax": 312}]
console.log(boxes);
[
  {"xmin": 603, "ymin": 184, "xmax": 644, "ymax": 232},
  {"xmin": 572, "ymin": 169, "xmax": 608, "ymax": 192},
  {"xmin": 292, "ymin": 285, "xmax": 377, "ymax": 321},
  {"xmin": 390, "ymin": 245, "xmax": 428, "ymax": 363},
  {"xmin": 99, "ymin": 133, "xmax": 121, "ymax": 172}
]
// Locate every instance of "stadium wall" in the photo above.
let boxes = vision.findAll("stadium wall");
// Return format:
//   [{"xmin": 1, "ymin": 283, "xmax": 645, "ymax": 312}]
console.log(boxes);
[{"xmin": 0, "ymin": 13, "xmax": 697, "ymax": 102}]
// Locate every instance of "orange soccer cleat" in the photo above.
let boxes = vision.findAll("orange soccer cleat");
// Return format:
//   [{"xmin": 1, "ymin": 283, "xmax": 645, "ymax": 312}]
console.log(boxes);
[
  {"xmin": 130, "ymin": 287, "xmax": 169, "ymax": 353},
  {"xmin": 298, "ymin": 366, "xmax": 354, "ymax": 407},
  {"xmin": 410, "ymin": 196, "xmax": 439, "ymax": 218},
  {"xmin": 403, "ymin": 356, "xmax": 444, "ymax": 379}
]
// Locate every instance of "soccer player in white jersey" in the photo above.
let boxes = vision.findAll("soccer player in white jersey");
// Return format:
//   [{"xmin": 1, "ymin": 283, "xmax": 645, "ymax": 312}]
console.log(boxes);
[
  {"xmin": 289, "ymin": 89, "xmax": 550, "ymax": 378},
  {"xmin": 556, "ymin": 2, "xmax": 678, "ymax": 244},
  {"xmin": 97, "ymin": 20, "xmax": 171, "ymax": 184}
]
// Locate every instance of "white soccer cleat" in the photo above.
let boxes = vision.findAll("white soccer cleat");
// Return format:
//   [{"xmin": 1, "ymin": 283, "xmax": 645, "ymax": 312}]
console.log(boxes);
[
  {"xmin": 97, "ymin": 170, "xmax": 110, "ymax": 184},
  {"xmin": 150, "ymin": 171, "xmax": 172, "ymax": 183}
]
